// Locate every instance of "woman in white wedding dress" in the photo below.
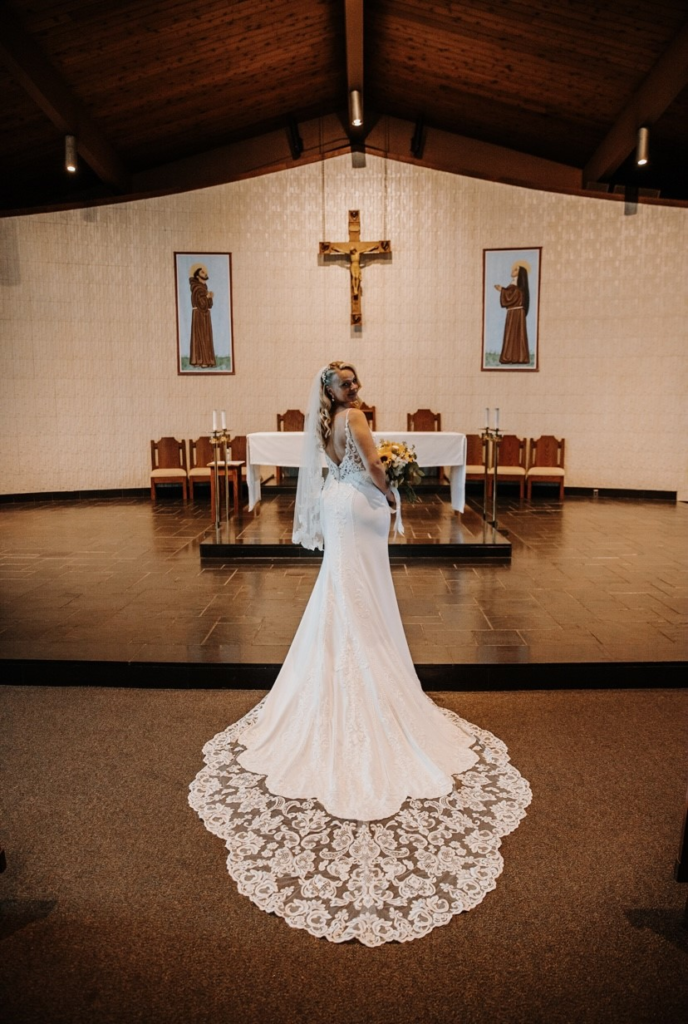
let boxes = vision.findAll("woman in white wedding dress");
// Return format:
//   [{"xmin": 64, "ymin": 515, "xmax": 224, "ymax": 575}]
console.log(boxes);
[{"xmin": 189, "ymin": 362, "xmax": 531, "ymax": 946}]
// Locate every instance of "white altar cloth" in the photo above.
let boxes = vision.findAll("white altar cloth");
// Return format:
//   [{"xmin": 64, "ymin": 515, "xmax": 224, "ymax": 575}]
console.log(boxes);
[{"xmin": 247, "ymin": 431, "xmax": 467, "ymax": 512}]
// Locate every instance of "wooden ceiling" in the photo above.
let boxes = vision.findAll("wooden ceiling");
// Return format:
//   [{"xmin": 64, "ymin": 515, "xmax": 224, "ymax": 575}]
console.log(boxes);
[{"xmin": 1, "ymin": 0, "xmax": 687, "ymax": 214}]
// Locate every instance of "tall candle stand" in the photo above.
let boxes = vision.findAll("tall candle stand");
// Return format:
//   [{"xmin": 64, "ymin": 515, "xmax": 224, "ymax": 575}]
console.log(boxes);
[
  {"xmin": 481, "ymin": 426, "xmax": 503, "ymax": 529},
  {"xmin": 209, "ymin": 428, "xmax": 231, "ymax": 530}
]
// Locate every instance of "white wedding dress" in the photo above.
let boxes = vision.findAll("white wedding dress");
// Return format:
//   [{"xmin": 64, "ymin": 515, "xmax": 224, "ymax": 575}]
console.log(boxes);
[{"xmin": 189, "ymin": 416, "xmax": 531, "ymax": 946}]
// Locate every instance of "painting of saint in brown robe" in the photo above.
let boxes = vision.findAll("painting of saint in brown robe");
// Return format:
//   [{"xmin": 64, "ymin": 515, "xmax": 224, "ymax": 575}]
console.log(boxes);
[
  {"xmin": 189, "ymin": 264, "xmax": 216, "ymax": 367},
  {"xmin": 494, "ymin": 262, "xmax": 530, "ymax": 364}
]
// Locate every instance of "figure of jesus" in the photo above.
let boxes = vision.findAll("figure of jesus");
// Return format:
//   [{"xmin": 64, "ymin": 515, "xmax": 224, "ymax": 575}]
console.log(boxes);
[
  {"xmin": 319, "ymin": 210, "xmax": 391, "ymax": 325},
  {"xmin": 349, "ymin": 247, "xmax": 362, "ymax": 301}
]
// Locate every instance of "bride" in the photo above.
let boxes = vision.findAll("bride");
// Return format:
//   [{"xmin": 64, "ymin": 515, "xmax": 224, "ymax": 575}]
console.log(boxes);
[{"xmin": 190, "ymin": 361, "xmax": 531, "ymax": 946}]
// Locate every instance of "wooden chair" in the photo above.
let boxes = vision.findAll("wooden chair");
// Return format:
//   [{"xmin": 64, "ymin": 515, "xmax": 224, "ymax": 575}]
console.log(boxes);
[
  {"xmin": 489, "ymin": 434, "xmax": 527, "ymax": 498},
  {"xmin": 275, "ymin": 410, "xmax": 305, "ymax": 483},
  {"xmin": 407, "ymin": 409, "xmax": 441, "ymax": 431},
  {"xmin": 526, "ymin": 436, "xmax": 566, "ymax": 500},
  {"xmin": 150, "ymin": 437, "xmax": 188, "ymax": 500},
  {"xmin": 209, "ymin": 435, "xmax": 247, "ymax": 519},
  {"xmin": 465, "ymin": 433, "xmax": 488, "ymax": 483},
  {"xmin": 360, "ymin": 402, "xmax": 376, "ymax": 429},
  {"xmin": 188, "ymin": 436, "xmax": 214, "ymax": 499},
  {"xmin": 407, "ymin": 409, "xmax": 442, "ymax": 480}
]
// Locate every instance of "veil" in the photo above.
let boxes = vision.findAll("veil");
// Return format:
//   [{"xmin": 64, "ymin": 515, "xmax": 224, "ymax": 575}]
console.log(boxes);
[{"xmin": 292, "ymin": 366, "xmax": 327, "ymax": 550}]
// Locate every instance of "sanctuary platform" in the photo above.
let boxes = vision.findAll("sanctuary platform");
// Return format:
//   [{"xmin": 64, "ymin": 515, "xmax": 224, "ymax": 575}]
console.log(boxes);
[
  {"xmin": 199, "ymin": 489, "xmax": 511, "ymax": 560},
  {"xmin": 1, "ymin": 489, "xmax": 685, "ymax": 691}
]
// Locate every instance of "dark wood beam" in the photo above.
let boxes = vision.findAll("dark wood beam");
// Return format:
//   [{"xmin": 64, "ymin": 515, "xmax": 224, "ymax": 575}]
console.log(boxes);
[
  {"xmin": 583, "ymin": 19, "xmax": 688, "ymax": 184},
  {"xmin": 344, "ymin": 0, "xmax": 364, "ymax": 139},
  {"xmin": 0, "ymin": 5, "xmax": 129, "ymax": 193}
]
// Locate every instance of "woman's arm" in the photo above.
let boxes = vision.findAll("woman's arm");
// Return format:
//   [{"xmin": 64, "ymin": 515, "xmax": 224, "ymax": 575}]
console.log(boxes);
[{"xmin": 347, "ymin": 409, "xmax": 395, "ymax": 505}]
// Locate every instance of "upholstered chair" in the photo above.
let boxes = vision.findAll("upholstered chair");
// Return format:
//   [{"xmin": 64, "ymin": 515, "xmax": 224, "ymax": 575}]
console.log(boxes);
[
  {"xmin": 150, "ymin": 437, "xmax": 188, "ymax": 500},
  {"xmin": 526, "ymin": 436, "xmax": 566, "ymax": 500}
]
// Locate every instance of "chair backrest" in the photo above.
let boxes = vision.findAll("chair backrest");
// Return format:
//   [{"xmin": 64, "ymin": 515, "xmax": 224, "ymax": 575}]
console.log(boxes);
[
  {"xmin": 189, "ymin": 436, "xmax": 214, "ymax": 469},
  {"xmin": 277, "ymin": 410, "xmax": 305, "ymax": 431},
  {"xmin": 151, "ymin": 437, "xmax": 187, "ymax": 471},
  {"xmin": 407, "ymin": 409, "xmax": 441, "ymax": 431},
  {"xmin": 360, "ymin": 402, "xmax": 376, "ymax": 430},
  {"xmin": 498, "ymin": 434, "xmax": 526, "ymax": 467},
  {"xmin": 465, "ymin": 433, "xmax": 487, "ymax": 466},
  {"xmin": 230, "ymin": 435, "xmax": 247, "ymax": 463},
  {"xmin": 529, "ymin": 435, "xmax": 565, "ymax": 469}
]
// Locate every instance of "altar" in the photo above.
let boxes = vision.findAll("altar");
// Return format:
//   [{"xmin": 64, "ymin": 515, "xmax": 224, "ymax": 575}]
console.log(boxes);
[{"xmin": 247, "ymin": 431, "xmax": 467, "ymax": 511}]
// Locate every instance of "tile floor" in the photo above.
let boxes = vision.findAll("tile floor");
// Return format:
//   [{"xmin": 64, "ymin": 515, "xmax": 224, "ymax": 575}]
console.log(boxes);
[{"xmin": 1, "ymin": 489, "xmax": 685, "ymax": 672}]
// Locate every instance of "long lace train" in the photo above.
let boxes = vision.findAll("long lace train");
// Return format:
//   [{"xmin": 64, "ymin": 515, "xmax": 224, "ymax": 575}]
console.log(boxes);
[{"xmin": 188, "ymin": 698, "xmax": 531, "ymax": 947}]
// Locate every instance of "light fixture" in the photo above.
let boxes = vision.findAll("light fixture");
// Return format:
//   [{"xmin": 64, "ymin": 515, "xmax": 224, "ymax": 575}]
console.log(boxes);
[
  {"xmin": 636, "ymin": 126, "xmax": 649, "ymax": 166},
  {"xmin": 349, "ymin": 89, "xmax": 363, "ymax": 128},
  {"xmin": 65, "ymin": 134, "xmax": 77, "ymax": 173}
]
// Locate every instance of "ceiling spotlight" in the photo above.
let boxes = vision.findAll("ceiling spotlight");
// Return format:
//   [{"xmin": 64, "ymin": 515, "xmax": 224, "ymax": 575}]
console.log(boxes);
[
  {"xmin": 636, "ymin": 127, "xmax": 649, "ymax": 166},
  {"xmin": 349, "ymin": 89, "xmax": 363, "ymax": 128},
  {"xmin": 65, "ymin": 134, "xmax": 77, "ymax": 173}
]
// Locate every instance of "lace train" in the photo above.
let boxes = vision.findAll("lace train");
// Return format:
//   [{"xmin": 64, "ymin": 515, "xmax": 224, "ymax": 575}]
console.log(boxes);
[{"xmin": 189, "ymin": 699, "xmax": 532, "ymax": 947}]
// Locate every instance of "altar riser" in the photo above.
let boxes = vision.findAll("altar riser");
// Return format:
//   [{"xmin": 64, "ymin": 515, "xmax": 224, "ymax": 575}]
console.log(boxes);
[
  {"xmin": 3, "ymin": 659, "xmax": 683, "ymax": 691},
  {"xmin": 198, "ymin": 539, "xmax": 511, "ymax": 560}
]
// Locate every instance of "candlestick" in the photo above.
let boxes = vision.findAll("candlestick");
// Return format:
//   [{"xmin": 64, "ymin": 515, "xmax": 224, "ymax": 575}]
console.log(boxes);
[
  {"xmin": 485, "ymin": 407, "xmax": 490, "ymax": 430},
  {"xmin": 495, "ymin": 407, "xmax": 500, "ymax": 429},
  {"xmin": 212, "ymin": 409, "xmax": 218, "ymax": 432},
  {"xmin": 221, "ymin": 410, "xmax": 226, "ymax": 430}
]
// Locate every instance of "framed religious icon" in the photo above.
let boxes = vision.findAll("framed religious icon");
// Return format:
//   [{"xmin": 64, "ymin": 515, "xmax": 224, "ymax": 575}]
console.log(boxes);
[
  {"xmin": 482, "ymin": 247, "xmax": 541, "ymax": 371},
  {"xmin": 175, "ymin": 252, "xmax": 234, "ymax": 375}
]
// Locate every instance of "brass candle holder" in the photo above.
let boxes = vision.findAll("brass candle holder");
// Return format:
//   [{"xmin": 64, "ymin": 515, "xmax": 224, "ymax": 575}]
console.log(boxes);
[
  {"xmin": 480, "ymin": 426, "xmax": 503, "ymax": 530},
  {"xmin": 209, "ymin": 428, "xmax": 231, "ymax": 529}
]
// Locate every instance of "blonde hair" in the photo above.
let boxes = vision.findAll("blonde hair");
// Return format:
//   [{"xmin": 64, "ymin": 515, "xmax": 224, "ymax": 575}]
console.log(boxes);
[{"xmin": 318, "ymin": 361, "xmax": 360, "ymax": 445}]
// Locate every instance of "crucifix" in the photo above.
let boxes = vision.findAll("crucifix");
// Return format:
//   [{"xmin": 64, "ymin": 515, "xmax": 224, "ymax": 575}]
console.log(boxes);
[{"xmin": 319, "ymin": 210, "xmax": 392, "ymax": 325}]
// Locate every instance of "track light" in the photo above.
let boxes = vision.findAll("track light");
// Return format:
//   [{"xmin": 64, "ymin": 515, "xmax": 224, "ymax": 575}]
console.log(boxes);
[
  {"xmin": 349, "ymin": 89, "xmax": 363, "ymax": 128},
  {"xmin": 65, "ymin": 134, "xmax": 77, "ymax": 173},
  {"xmin": 636, "ymin": 127, "xmax": 649, "ymax": 166}
]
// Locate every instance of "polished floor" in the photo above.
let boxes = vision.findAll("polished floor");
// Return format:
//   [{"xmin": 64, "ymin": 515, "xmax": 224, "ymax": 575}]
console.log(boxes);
[{"xmin": 1, "ymin": 487, "xmax": 686, "ymax": 685}]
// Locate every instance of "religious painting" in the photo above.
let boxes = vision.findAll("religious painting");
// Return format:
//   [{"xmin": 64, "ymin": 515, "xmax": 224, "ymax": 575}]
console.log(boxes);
[
  {"xmin": 482, "ymin": 247, "xmax": 541, "ymax": 371},
  {"xmin": 175, "ymin": 252, "xmax": 234, "ymax": 375}
]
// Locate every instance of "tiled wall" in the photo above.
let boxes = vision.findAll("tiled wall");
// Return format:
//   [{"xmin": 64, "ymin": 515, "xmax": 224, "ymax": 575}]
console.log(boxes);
[{"xmin": 1, "ymin": 156, "xmax": 686, "ymax": 495}]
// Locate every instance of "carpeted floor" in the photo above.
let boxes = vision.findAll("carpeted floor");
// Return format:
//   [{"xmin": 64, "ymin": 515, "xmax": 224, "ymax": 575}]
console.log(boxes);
[{"xmin": 1, "ymin": 685, "xmax": 686, "ymax": 1024}]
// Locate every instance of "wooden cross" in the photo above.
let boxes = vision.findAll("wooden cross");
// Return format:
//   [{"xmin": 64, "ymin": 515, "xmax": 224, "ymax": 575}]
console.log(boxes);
[{"xmin": 319, "ymin": 210, "xmax": 391, "ymax": 325}]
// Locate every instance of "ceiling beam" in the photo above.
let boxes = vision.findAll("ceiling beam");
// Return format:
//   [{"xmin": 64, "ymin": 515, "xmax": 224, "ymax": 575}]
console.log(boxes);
[
  {"xmin": 583, "ymin": 19, "xmax": 688, "ymax": 184},
  {"xmin": 344, "ymin": 0, "xmax": 364, "ymax": 139},
  {"xmin": 0, "ymin": 5, "xmax": 129, "ymax": 193}
]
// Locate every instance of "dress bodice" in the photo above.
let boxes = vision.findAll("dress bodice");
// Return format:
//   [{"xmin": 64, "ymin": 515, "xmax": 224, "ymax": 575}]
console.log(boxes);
[{"xmin": 324, "ymin": 413, "xmax": 367, "ymax": 482}]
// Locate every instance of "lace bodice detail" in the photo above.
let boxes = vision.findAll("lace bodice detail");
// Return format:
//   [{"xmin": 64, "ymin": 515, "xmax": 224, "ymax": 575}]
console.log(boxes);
[{"xmin": 324, "ymin": 413, "xmax": 367, "ymax": 482}]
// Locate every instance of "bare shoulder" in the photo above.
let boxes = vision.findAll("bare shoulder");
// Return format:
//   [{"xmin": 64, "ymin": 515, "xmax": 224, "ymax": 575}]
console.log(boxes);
[{"xmin": 347, "ymin": 407, "xmax": 368, "ymax": 428}]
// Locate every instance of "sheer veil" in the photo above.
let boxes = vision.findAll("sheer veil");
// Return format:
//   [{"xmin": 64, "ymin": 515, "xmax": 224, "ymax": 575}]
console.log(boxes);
[{"xmin": 292, "ymin": 365, "xmax": 327, "ymax": 550}]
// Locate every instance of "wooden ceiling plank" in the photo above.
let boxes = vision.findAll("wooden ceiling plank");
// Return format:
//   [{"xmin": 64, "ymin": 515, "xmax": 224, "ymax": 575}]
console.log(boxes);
[
  {"xmin": 386, "ymin": 0, "xmax": 683, "ymax": 50},
  {"xmin": 375, "ymin": 1, "xmax": 682, "ymax": 72},
  {"xmin": 373, "ymin": 8, "xmax": 660, "ymax": 78},
  {"xmin": 345, "ymin": 0, "xmax": 364, "ymax": 93},
  {"xmin": 0, "ymin": 3, "xmax": 128, "ymax": 192},
  {"xmin": 583, "ymin": 18, "xmax": 688, "ymax": 182}
]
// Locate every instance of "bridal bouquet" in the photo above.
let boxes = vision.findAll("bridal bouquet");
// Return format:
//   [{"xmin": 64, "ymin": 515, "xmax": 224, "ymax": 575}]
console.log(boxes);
[{"xmin": 377, "ymin": 439, "xmax": 424, "ymax": 502}]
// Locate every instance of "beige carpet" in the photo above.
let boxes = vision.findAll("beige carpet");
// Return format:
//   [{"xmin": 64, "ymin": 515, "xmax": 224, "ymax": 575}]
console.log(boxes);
[{"xmin": 1, "ymin": 685, "xmax": 686, "ymax": 1024}]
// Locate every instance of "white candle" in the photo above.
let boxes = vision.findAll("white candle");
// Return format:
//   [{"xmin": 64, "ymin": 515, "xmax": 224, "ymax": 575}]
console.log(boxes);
[
  {"xmin": 221, "ymin": 410, "xmax": 226, "ymax": 430},
  {"xmin": 212, "ymin": 409, "xmax": 218, "ymax": 431},
  {"xmin": 485, "ymin": 407, "xmax": 490, "ymax": 430},
  {"xmin": 495, "ymin": 407, "xmax": 500, "ymax": 429}
]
